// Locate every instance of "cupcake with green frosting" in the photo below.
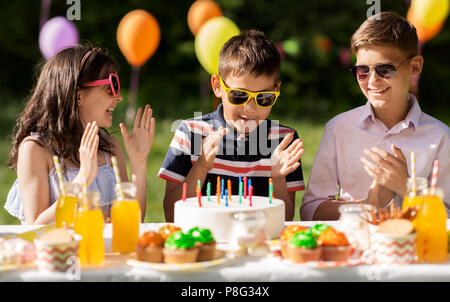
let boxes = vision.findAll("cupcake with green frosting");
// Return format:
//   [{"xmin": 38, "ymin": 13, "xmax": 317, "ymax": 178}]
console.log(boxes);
[
  {"xmin": 307, "ymin": 224, "xmax": 331, "ymax": 238},
  {"xmin": 287, "ymin": 231, "xmax": 322, "ymax": 263},
  {"xmin": 188, "ymin": 227, "xmax": 216, "ymax": 262},
  {"xmin": 163, "ymin": 231, "xmax": 199, "ymax": 264}
]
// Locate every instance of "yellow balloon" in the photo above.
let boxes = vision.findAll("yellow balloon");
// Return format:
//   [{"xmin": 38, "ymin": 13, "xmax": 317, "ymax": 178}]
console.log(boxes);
[
  {"xmin": 194, "ymin": 16, "xmax": 240, "ymax": 75},
  {"xmin": 410, "ymin": 0, "xmax": 449, "ymax": 29}
]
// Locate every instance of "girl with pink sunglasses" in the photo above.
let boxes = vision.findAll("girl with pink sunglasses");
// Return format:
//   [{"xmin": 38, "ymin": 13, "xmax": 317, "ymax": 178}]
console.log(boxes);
[{"xmin": 5, "ymin": 45, "xmax": 155, "ymax": 224}]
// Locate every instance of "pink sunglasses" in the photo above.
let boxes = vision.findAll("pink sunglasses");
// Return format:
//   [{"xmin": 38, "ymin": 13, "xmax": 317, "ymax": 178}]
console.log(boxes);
[{"xmin": 82, "ymin": 73, "xmax": 121, "ymax": 97}]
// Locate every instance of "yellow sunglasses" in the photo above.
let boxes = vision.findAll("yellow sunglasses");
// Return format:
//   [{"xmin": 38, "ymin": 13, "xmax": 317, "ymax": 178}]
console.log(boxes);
[{"xmin": 219, "ymin": 76, "xmax": 280, "ymax": 108}]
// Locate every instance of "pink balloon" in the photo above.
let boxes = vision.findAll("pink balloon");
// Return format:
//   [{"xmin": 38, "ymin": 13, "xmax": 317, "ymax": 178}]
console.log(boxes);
[{"xmin": 39, "ymin": 16, "xmax": 79, "ymax": 60}]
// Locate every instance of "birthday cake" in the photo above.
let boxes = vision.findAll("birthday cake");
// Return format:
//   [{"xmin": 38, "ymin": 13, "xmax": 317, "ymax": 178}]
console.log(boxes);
[{"xmin": 174, "ymin": 195, "xmax": 285, "ymax": 242}]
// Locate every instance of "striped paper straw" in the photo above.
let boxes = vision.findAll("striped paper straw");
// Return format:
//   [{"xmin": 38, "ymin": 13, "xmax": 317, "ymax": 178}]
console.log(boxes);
[
  {"xmin": 430, "ymin": 159, "xmax": 439, "ymax": 195},
  {"xmin": 82, "ymin": 171, "xmax": 88, "ymax": 210},
  {"xmin": 111, "ymin": 156, "xmax": 124, "ymax": 200},
  {"xmin": 411, "ymin": 152, "xmax": 416, "ymax": 196},
  {"xmin": 52, "ymin": 156, "xmax": 66, "ymax": 196}
]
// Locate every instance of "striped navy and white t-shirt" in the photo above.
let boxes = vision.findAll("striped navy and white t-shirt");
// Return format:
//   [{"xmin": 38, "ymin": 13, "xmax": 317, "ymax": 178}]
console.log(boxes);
[{"xmin": 158, "ymin": 104, "xmax": 305, "ymax": 196}]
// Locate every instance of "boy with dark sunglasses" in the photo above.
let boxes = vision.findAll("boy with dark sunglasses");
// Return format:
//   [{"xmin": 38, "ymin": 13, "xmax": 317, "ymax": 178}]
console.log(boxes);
[
  {"xmin": 159, "ymin": 30, "xmax": 305, "ymax": 222},
  {"xmin": 301, "ymin": 12, "xmax": 449, "ymax": 221}
]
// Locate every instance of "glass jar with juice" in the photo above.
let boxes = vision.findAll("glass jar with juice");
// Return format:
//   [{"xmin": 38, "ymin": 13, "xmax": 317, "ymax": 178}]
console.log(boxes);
[
  {"xmin": 415, "ymin": 187, "xmax": 447, "ymax": 263},
  {"xmin": 74, "ymin": 190, "xmax": 105, "ymax": 266},
  {"xmin": 55, "ymin": 182, "xmax": 80, "ymax": 229},
  {"xmin": 402, "ymin": 177, "xmax": 428, "ymax": 212},
  {"xmin": 111, "ymin": 182, "xmax": 141, "ymax": 254}
]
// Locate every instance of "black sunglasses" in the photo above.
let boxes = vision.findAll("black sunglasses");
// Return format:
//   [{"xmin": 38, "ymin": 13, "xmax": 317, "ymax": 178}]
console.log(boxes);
[{"xmin": 350, "ymin": 55, "xmax": 414, "ymax": 81}]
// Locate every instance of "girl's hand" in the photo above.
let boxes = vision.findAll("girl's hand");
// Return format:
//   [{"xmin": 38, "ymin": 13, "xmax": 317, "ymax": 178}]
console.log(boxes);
[
  {"xmin": 271, "ymin": 133, "xmax": 304, "ymax": 179},
  {"xmin": 120, "ymin": 105, "xmax": 155, "ymax": 163},
  {"xmin": 197, "ymin": 126, "xmax": 228, "ymax": 171},
  {"xmin": 79, "ymin": 121, "xmax": 99, "ymax": 186}
]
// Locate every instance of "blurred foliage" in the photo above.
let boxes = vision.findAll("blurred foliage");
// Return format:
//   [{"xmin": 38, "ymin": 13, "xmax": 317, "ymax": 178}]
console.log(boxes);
[{"xmin": 0, "ymin": 0, "xmax": 449, "ymax": 125}]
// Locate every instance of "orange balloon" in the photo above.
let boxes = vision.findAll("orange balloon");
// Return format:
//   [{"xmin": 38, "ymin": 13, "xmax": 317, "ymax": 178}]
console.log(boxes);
[
  {"xmin": 407, "ymin": 8, "xmax": 445, "ymax": 42},
  {"xmin": 187, "ymin": 0, "xmax": 222, "ymax": 35},
  {"xmin": 117, "ymin": 9, "xmax": 161, "ymax": 66}
]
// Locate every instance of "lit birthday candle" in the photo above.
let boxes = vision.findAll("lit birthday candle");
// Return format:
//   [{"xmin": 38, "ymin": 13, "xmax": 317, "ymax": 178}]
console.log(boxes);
[
  {"xmin": 221, "ymin": 178, "xmax": 225, "ymax": 201},
  {"xmin": 227, "ymin": 179, "xmax": 232, "ymax": 200},
  {"xmin": 207, "ymin": 181, "xmax": 211, "ymax": 201},
  {"xmin": 196, "ymin": 180, "xmax": 202, "ymax": 207},
  {"xmin": 239, "ymin": 178, "xmax": 243, "ymax": 204},
  {"xmin": 182, "ymin": 182, "xmax": 187, "ymax": 201},
  {"xmin": 243, "ymin": 176, "xmax": 247, "ymax": 199},
  {"xmin": 249, "ymin": 185, "xmax": 253, "ymax": 207},
  {"xmin": 268, "ymin": 178, "xmax": 273, "ymax": 204},
  {"xmin": 217, "ymin": 176, "xmax": 221, "ymax": 204},
  {"xmin": 225, "ymin": 189, "xmax": 229, "ymax": 207}
]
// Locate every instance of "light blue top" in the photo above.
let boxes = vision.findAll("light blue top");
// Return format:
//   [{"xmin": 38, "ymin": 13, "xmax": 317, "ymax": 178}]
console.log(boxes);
[{"xmin": 4, "ymin": 133, "xmax": 116, "ymax": 224}]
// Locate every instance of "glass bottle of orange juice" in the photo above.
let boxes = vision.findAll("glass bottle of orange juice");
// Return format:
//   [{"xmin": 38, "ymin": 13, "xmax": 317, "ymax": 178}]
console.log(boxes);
[
  {"xmin": 415, "ymin": 187, "xmax": 447, "ymax": 263},
  {"xmin": 111, "ymin": 182, "xmax": 141, "ymax": 253},
  {"xmin": 74, "ymin": 190, "xmax": 105, "ymax": 266},
  {"xmin": 55, "ymin": 182, "xmax": 80, "ymax": 229},
  {"xmin": 402, "ymin": 177, "xmax": 428, "ymax": 212}
]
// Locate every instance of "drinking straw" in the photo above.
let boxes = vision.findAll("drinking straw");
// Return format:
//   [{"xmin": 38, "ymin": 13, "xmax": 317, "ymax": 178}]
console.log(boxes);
[
  {"xmin": 82, "ymin": 171, "xmax": 88, "ymax": 210},
  {"xmin": 52, "ymin": 156, "xmax": 66, "ymax": 196},
  {"xmin": 182, "ymin": 182, "xmax": 187, "ymax": 201},
  {"xmin": 430, "ymin": 159, "xmax": 439, "ymax": 195},
  {"xmin": 207, "ymin": 181, "xmax": 211, "ymax": 201},
  {"xmin": 111, "ymin": 156, "xmax": 124, "ymax": 200},
  {"xmin": 249, "ymin": 185, "xmax": 253, "ymax": 206},
  {"xmin": 411, "ymin": 152, "xmax": 416, "ymax": 196},
  {"xmin": 268, "ymin": 178, "xmax": 273, "ymax": 204},
  {"xmin": 243, "ymin": 176, "xmax": 247, "ymax": 199},
  {"xmin": 225, "ymin": 189, "xmax": 229, "ymax": 207}
]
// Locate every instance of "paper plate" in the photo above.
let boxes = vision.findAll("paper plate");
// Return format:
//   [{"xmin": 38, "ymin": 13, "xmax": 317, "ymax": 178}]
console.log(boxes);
[
  {"xmin": 0, "ymin": 262, "xmax": 36, "ymax": 272},
  {"xmin": 126, "ymin": 249, "xmax": 230, "ymax": 272}
]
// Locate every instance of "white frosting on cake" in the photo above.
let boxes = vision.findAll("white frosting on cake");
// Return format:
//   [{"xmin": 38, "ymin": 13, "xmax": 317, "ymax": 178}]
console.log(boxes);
[{"xmin": 174, "ymin": 195, "xmax": 285, "ymax": 242}]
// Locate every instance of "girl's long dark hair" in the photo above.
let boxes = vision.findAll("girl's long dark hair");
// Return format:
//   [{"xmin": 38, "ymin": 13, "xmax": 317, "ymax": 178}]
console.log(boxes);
[{"xmin": 9, "ymin": 45, "xmax": 119, "ymax": 169}]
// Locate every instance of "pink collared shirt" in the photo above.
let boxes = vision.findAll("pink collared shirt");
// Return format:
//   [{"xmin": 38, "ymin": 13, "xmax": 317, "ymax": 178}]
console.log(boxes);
[{"xmin": 301, "ymin": 94, "xmax": 450, "ymax": 221}]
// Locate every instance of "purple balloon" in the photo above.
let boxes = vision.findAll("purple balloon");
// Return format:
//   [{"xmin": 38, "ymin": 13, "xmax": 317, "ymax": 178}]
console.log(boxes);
[{"xmin": 39, "ymin": 16, "xmax": 79, "ymax": 60}]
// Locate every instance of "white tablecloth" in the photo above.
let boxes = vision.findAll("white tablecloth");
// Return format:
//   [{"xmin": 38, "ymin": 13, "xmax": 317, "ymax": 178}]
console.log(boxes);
[{"xmin": 1, "ymin": 221, "xmax": 450, "ymax": 282}]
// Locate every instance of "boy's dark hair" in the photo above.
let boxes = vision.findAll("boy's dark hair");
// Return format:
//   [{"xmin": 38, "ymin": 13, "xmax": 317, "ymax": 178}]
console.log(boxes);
[
  {"xmin": 351, "ymin": 11, "xmax": 418, "ymax": 56},
  {"xmin": 218, "ymin": 30, "xmax": 281, "ymax": 82}
]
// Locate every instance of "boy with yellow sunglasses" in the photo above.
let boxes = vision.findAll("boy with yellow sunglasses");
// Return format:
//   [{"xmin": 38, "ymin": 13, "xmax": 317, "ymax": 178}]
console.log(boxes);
[{"xmin": 159, "ymin": 30, "xmax": 305, "ymax": 222}]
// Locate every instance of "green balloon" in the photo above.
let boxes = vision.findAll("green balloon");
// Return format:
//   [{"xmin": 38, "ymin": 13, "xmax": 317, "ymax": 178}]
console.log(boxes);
[{"xmin": 195, "ymin": 16, "xmax": 240, "ymax": 75}]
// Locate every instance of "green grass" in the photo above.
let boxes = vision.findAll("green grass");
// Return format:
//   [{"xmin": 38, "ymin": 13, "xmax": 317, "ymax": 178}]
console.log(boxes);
[{"xmin": 0, "ymin": 101, "xmax": 324, "ymax": 224}]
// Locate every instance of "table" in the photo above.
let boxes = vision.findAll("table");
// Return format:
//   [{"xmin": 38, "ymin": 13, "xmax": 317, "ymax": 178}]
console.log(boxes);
[{"xmin": 1, "ymin": 221, "xmax": 450, "ymax": 282}]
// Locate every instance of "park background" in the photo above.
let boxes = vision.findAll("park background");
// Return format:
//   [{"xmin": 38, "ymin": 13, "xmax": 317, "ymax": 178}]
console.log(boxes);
[{"xmin": 0, "ymin": 0, "xmax": 448, "ymax": 224}]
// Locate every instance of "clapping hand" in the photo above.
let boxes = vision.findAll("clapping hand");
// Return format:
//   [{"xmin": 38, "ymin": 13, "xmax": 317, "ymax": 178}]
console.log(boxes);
[
  {"xmin": 361, "ymin": 144, "xmax": 409, "ymax": 197},
  {"xmin": 270, "ymin": 133, "xmax": 304, "ymax": 178},
  {"xmin": 197, "ymin": 126, "xmax": 228, "ymax": 171},
  {"xmin": 79, "ymin": 121, "xmax": 99, "ymax": 186},
  {"xmin": 120, "ymin": 105, "xmax": 155, "ymax": 163}
]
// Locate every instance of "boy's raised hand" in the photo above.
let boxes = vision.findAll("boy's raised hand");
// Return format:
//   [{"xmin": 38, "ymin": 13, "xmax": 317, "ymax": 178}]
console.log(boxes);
[
  {"xmin": 197, "ymin": 126, "xmax": 228, "ymax": 171},
  {"xmin": 120, "ymin": 105, "xmax": 155, "ymax": 163},
  {"xmin": 360, "ymin": 144, "xmax": 409, "ymax": 197},
  {"xmin": 79, "ymin": 121, "xmax": 99, "ymax": 186},
  {"xmin": 271, "ymin": 133, "xmax": 304, "ymax": 178}
]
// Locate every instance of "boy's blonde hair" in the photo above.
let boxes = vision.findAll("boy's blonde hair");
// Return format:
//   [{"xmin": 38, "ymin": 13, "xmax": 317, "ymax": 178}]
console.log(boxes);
[
  {"xmin": 218, "ymin": 30, "xmax": 281, "ymax": 82},
  {"xmin": 351, "ymin": 11, "xmax": 418, "ymax": 56}
]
